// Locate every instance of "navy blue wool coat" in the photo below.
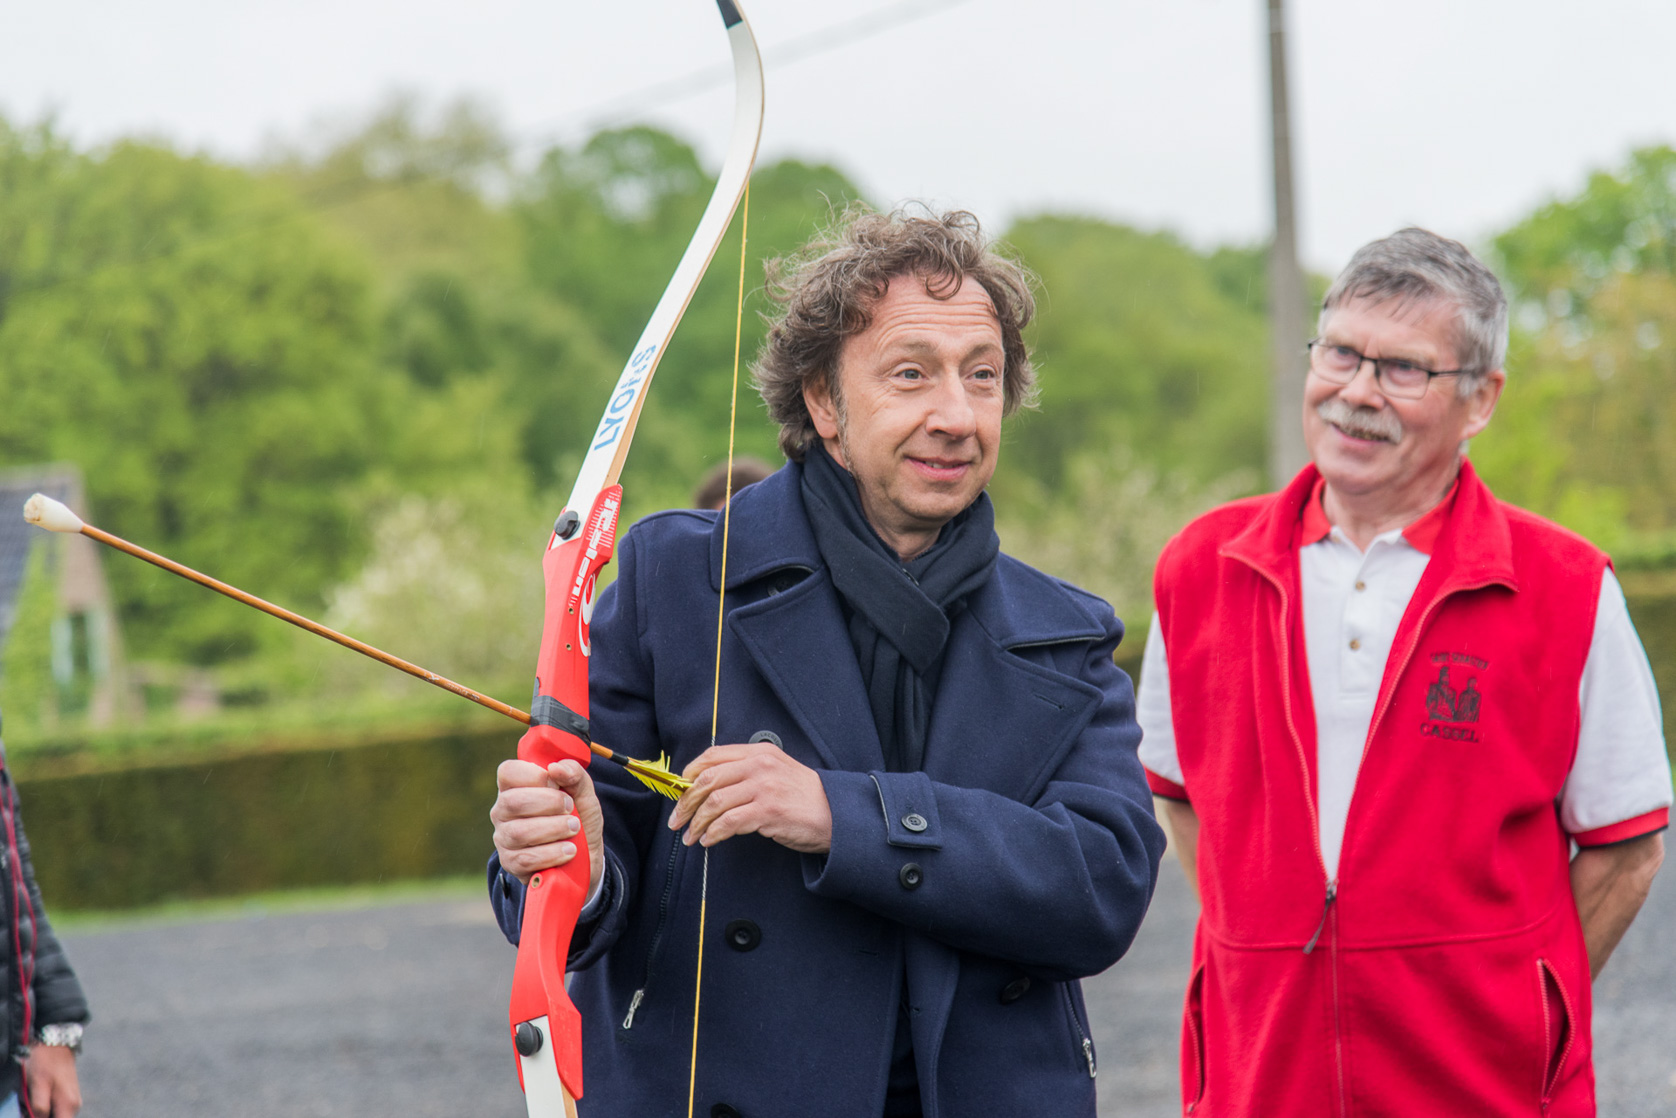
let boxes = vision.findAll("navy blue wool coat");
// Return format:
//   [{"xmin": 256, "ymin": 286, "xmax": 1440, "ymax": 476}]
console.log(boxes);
[{"xmin": 491, "ymin": 463, "xmax": 1164, "ymax": 1118}]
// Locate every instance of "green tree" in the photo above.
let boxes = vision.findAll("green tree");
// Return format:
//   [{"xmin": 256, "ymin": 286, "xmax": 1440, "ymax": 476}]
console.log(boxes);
[
  {"xmin": 1476, "ymin": 146, "xmax": 1676, "ymax": 553},
  {"xmin": 0, "ymin": 123, "xmax": 390, "ymax": 664},
  {"xmin": 519, "ymin": 129, "xmax": 868, "ymax": 512},
  {"xmin": 1494, "ymin": 146, "xmax": 1676, "ymax": 306},
  {"xmin": 997, "ymin": 217, "xmax": 1270, "ymax": 497}
]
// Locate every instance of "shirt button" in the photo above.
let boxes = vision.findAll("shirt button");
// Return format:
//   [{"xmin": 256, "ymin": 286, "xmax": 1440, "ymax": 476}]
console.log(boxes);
[
  {"xmin": 1349, "ymin": 639, "xmax": 1361, "ymax": 651},
  {"xmin": 1355, "ymin": 580, "xmax": 1367, "ymax": 592}
]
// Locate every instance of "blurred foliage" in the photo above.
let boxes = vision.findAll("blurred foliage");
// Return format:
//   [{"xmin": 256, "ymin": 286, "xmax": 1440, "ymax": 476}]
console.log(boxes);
[
  {"xmin": 316, "ymin": 488, "xmax": 550, "ymax": 705},
  {"xmin": 0, "ymin": 120, "xmax": 388, "ymax": 664},
  {"xmin": 519, "ymin": 129, "xmax": 866, "ymax": 504},
  {"xmin": 1493, "ymin": 146, "xmax": 1676, "ymax": 306},
  {"xmin": 997, "ymin": 450, "xmax": 1256, "ymax": 624},
  {"xmin": 999, "ymin": 218, "xmax": 1269, "ymax": 493},
  {"xmin": 1477, "ymin": 146, "xmax": 1676, "ymax": 557},
  {"xmin": 2, "ymin": 99, "xmax": 1674, "ymax": 747}
]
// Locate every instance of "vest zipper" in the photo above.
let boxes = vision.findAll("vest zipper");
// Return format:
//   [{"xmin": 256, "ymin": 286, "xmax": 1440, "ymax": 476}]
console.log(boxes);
[
  {"xmin": 1245, "ymin": 562, "xmax": 1345, "ymax": 1112},
  {"xmin": 1301, "ymin": 880, "xmax": 1337, "ymax": 954},
  {"xmin": 1538, "ymin": 958, "xmax": 1577, "ymax": 1109},
  {"xmin": 1242, "ymin": 568, "xmax": 1331, "ymax": 881}
]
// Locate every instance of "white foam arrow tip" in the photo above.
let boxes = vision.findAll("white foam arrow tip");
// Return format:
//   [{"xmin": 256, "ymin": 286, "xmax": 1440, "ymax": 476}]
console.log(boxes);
[{"xmin": 23, "ymin": 494, "xmax": 85, "ymax": 534}]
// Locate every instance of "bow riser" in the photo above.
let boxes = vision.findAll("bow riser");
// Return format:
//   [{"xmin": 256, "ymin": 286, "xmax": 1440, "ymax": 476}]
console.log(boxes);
[{"xmin": 508, "ymin": 485, "xmax": 622, "ymax": 1108}]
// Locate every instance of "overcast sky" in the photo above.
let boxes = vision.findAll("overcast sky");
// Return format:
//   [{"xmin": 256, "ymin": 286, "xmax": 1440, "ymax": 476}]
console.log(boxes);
[{"xmin": 3, "ymin": 0, "xmax": 1672, "ymax": 273}]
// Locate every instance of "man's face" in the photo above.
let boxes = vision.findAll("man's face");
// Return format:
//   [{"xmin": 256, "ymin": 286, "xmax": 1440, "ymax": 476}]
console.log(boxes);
[
  {"xmin": 804, "ymin": 274, "xmax": 1005, "ymax": 559},
  {"xmin": 1303, "ymin": 295, "xmax": 1504, "ymax": 503}
]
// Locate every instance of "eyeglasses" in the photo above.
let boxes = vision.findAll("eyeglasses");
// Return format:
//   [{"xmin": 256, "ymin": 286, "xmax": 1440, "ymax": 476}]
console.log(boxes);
[{"xmin": 1306, "ymin": 340, "xmax": 1470, "ymax": 401}]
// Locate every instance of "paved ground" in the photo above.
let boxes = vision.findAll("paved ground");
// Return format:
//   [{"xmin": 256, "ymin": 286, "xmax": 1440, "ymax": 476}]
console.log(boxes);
[
  {"xmin": 57, "ymin": 863, "xmax": 1676, "ymax": 1117},
  {"xmin": 62, "ymin": 890, "xmax": 527, "ymax": 1117}
]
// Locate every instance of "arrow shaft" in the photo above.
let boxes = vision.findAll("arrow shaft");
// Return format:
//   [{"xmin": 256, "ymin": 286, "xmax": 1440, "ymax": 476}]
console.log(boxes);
[{"xmin": 78, "ymin": 523, "xmax": 534, "ymax": 724}]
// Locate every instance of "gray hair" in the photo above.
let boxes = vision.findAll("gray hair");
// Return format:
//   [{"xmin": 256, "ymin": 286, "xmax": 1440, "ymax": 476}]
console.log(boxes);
[
  {"xmin": 752, "ymin": 205, "xmax": 1038, "ymax": 461},
  {"xmin": 1319, "ymin": 227, "xmax": 1508, "ymax": 396}
]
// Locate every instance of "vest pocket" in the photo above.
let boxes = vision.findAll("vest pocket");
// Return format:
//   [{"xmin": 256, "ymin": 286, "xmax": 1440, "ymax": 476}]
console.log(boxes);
[
  {"xmin": 1183, "ymin": 963, "xmax": 1207, "ymax": 1113},
  {"xmin": 1537, "ymin": 958, "xmax": 1575, "ymax": 1108}
]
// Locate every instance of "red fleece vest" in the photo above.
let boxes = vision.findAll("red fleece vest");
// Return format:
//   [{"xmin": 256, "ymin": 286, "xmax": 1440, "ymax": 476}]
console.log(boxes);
[{"xmin": 1156, "ymin": 462, "xmax": 1606, "ymax": 1117}]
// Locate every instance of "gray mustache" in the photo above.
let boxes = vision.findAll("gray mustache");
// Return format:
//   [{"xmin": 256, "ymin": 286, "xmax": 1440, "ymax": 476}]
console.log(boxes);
[{"xmin": 1316, "ymin": 397, "xmax": 1403, "ymax": 443}]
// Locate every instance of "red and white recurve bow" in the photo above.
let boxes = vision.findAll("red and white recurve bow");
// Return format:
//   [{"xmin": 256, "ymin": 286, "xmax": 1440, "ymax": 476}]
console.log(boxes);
[{"xmin": 506, "ymin": 3, "xmax": 763, "ymax": 1115}]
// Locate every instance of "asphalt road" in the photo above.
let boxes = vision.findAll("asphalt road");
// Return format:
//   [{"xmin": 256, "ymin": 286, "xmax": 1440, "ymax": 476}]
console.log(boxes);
[{"xmin": 57, "ymin": 863, "xmax": 1676, "ymax": 1117}]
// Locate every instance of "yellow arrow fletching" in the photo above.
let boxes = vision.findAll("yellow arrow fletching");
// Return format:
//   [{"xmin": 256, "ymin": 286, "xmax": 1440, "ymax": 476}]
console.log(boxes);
[{"xmin": 623, "ymin": 753, "xmax": 690, "ymax": 801}]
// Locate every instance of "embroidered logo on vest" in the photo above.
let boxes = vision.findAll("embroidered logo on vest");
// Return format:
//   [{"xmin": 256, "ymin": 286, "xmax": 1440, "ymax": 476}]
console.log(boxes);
[{"xmin": 1421, "ymin": 654, "xmax": 1485, "ymax": 741}]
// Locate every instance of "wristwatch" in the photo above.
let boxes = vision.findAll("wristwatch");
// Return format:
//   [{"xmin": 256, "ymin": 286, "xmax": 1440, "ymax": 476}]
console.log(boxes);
[{"xmin": 35, "ymin": 1023, "xmax": 83, "ymax": 1056}]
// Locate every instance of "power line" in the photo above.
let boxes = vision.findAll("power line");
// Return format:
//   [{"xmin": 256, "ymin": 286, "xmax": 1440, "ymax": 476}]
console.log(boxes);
[{"xmin": 520, "ymin": 0, "xmax": 975, "ymax": 147}]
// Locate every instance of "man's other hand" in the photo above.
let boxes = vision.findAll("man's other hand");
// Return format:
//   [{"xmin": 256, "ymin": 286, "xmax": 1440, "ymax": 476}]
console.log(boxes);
[
  {"xmin": 671, "ymin": 743, "xmax": 832, "ymax": 853},
  {"xmin": 25, "ymin": 1044, "xmax": 81, "ymax": 1118},
  {"xmin": 1572, "ymin": 830, "xmax": 1664, "ymax": 979},
  {"xmin": 491, "ymin": 759, "xmax": 604, "ymax": 898}
]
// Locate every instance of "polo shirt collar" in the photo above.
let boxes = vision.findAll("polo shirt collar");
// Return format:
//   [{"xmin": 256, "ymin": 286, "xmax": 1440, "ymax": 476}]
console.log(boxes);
[
  {"xmin": 1222, "ymin": 459, "xmax": 1517, "ymax": 593},
  {"xmin": 1299, "ymin": 475, "xmax": 1459, "ymax": 556}
]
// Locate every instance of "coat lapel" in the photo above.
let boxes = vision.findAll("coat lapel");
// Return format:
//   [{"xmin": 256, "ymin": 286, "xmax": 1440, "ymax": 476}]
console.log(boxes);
[
  {"xmin": 921, "ymin": 562, "xmax": 1108, "ymax": 801},
  {"xmin": 727, "ymin": 572, "xmax": 887, "ymax": 774},
  {"xmin": 709, "ymin": 465, "xmax": 886, "ymax": 773}
]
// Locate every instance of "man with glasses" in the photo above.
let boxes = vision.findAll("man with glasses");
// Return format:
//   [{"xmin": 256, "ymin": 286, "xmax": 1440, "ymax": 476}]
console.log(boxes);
[{"xmin": 1136, "ymin": 227, "xmax": 1669, "ymax": 1115}]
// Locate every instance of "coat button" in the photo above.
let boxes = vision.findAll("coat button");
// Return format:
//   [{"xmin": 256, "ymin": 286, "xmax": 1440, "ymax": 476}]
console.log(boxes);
[
  {"xmin": 724, "ymin": 919, "xmax": 761, "ymax": 952},
  {"xmin": 899, "ymin": 863, "xmax": 923, "ymax": 890},
  {"xmin": 999, "ymin": 976, "xmax": 1032, "ymax": 1004},
  {"xmin": 748, "ymin": 730, "xmax": 782, "ymax": 749},
  {"xmin": 711, "ymin": 1105, "xmax": 742, "ymax": 1118},
  {"xmin": 901, "ymin": 812, "xmax": 928, "ymax": 833}
]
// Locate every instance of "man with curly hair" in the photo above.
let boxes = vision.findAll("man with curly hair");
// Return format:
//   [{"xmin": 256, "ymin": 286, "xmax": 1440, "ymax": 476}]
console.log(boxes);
[{"xmin": 488, "ymin": 207, "xmax": 1163, "ymax": 1118}]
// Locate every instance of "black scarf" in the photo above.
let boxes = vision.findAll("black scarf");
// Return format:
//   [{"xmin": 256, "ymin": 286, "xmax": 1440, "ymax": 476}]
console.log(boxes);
[{"xmin": 799, "ymin": 441, "xmax": 999, "ymax": 773}]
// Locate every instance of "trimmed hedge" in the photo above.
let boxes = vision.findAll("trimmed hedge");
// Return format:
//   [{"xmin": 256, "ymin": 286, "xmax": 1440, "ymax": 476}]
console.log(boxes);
[{"xmin": 17, "ymin": 726, "xmax": 512, "ymax": 911}]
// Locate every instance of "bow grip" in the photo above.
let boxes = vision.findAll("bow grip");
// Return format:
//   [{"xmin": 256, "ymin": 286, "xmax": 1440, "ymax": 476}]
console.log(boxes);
[{"xmin": 508, "ymin": 485, "xmax": 623, "ymax": 1107}]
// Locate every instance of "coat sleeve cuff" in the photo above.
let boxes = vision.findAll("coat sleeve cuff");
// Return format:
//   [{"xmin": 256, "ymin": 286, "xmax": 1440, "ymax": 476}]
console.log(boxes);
[
  {"xmin": 486, "ymin": 852, "xmax": 527, "ymax": 946},
  {"xmin": 870, "ymin": 771, "xmax": 943, "ymax": 849},
  {"xmin": 804, "ymin": 769, "xmax": 930, "ymax": 897},
  {"xmin": 1572, "ymin": 806, "xmax": 1669, "ymax": 847},
  {"xmin": 1145, "ymin": 768, "xmax": 1189, "ymax": 802}
]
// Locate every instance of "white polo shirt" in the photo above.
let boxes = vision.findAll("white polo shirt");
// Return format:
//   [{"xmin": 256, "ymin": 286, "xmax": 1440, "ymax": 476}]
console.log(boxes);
[{"xmin": 1137, "ymin": 485, "xmax": 1672, "ymax": 879}]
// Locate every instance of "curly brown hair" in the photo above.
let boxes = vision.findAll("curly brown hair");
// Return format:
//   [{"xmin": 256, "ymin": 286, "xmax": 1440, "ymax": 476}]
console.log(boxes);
[{"xmin": 751, "ymin": 205, "xmax": 1038, "ymax": 461}]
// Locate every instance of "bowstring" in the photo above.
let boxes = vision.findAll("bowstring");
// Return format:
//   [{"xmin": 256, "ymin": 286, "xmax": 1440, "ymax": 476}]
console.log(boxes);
[{"xmin": 689, "ymin": 178, "xmax": 749, "ymax": 1118}]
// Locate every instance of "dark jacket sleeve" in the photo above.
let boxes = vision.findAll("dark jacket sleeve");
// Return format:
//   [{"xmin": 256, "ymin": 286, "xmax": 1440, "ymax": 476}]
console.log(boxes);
[
  {"xmin": 805, "ymin": 607, "xmax": 1165, "ymax": 981},
  {"xmin": 5, "ymin": 771, "xmax": 89, "ymax": 1029}
]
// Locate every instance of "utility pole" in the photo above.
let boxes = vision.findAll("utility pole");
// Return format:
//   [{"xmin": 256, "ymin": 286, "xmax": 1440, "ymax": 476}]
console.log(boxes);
[{"xmin": 1266, "ymin": 0, "xmax": 1309, "ymax": 484}]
